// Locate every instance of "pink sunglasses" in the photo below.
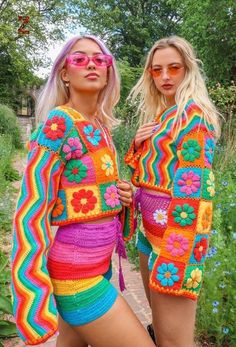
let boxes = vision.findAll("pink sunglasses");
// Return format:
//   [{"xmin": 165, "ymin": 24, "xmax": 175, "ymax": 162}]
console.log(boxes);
[{"xmin": 66, "ymin": 53, "xmax": 113, "ymax": 68}]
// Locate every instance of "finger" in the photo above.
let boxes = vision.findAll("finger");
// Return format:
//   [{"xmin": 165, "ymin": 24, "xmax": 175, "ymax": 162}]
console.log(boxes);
[
  {"xmin": 140, "ymin": 122, "xmax": 157, "ymax": 129},
  {"xmin": 117, "ymin": 182, "xmax": 131, "ymax": 190},
  {"xmin": 120, "ymin": 197, "xmax": 132, "ymax": 206},
  {"xmin": 117, "ymin": 189, "xmax": 132, "ymax": 199}
]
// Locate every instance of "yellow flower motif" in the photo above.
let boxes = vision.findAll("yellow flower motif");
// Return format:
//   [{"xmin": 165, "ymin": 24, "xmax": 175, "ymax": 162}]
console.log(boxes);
[
  {"xmin": 186, "ymin": 268, "xmax": 202, "ymax": 289},
  {"xmin": 207, "ymin": 171, "xmax": 215, "ymax": 197},
  {"xmin": 101, "ymin": 154, "xmax": 114, "ymax": 176}
]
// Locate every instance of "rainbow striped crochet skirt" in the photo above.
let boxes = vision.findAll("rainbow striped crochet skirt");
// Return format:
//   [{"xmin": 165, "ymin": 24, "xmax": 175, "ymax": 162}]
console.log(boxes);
[{"xmin": 47, "ymin": 217, "xmax": 122, "ymax": 325}]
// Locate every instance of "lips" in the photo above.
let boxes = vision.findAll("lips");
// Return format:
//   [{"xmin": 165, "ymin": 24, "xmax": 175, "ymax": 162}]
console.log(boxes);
[
  {"xmin": 162, "ymin": 84, "xmax": 173, "ymax": 89},
  {"xmin": 85, "ymin": 73, "xmax": 99, "ymax": 78}
]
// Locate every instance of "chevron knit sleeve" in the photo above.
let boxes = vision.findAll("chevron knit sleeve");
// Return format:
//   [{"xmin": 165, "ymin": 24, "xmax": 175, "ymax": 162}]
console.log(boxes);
[
  {"xmin": 149, "ymin": 110, "xmax": 216, "ymax": 300},
  {"xmin": 11, "ymin": 109, "xmax": 73, "ymax": 345}
]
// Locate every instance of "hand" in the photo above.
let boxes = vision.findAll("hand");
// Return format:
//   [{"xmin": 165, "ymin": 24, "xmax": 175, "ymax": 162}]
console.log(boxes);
[
  {"xmin": 117, "ymin": 180, "xmax": 133, "ymax": 207},
  {"xmin": 134, "ymin": 122, "xmax": 158, "ymax": 150}
]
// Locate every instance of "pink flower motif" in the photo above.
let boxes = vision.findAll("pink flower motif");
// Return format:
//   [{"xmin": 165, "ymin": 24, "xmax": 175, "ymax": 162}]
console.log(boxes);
[
  {"xmin": 166, "ymin": 233, "xmax": 189, "ymax": 257},
  {"xmin": 62, "ymin": 137, "xmax": 83, "ymax": 160},
  {"xmin": 104, "ymin": 185, "xmax": 120, "ymax": 208},
  {"xmin": 177, "ymin": 171, "xmax": 201, "ymax": 195}
]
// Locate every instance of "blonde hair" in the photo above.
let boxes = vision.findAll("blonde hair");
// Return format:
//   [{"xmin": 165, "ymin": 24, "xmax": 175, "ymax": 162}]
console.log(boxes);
[
  {"xmin": 36, "ymin": 35, "xmax": 120, "ymax": 129},
  {"xmin": 128, "ymin": 36, "xmax": 221, "ymax": 139}
]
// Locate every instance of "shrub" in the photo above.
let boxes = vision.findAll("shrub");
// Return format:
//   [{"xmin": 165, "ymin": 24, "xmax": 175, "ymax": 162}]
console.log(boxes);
[{"xmin": 0, "ymin": 104, "xmax": 22, "ymax": 149}]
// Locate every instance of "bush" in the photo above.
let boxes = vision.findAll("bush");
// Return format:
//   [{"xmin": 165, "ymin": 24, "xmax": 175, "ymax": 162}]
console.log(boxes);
[{"xmin": 0, "ymin": 104, "xmax": 22, "ymax": 149}]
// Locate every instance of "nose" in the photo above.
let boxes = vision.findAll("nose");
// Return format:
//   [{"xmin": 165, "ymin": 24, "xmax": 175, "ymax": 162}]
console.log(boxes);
[
  {"xmin": 87, "ymin": 57, "xmax": 96, "ymax": 69},
  {"xmin": 162, "ymin": 68, "xmax": 170, "ymax": 80}
]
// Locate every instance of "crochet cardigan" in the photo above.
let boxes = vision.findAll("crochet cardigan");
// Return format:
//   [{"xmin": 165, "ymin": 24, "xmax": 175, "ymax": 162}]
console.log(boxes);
[
  {"xmin": 125, "ymin": 99, "xmax": 216, "ymax": 300},
  {"xmin": 11, "ymin": 106, "xmax": 134, "ymax": 345}
]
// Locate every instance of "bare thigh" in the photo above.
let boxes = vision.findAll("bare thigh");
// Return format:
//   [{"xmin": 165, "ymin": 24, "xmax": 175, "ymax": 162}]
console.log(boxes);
[
  {"xmin": 71, "ymin": 295, "xmax": 155, "ymax": 347},
  {"xmin": 150, "ymin": 290, "xmax": 197, "ymax": 347},
  {"xmin": 56, "ymin": 315, "xmax": 88, "ymax": 347},
  {"xmin": 139, "ymin": 251, "xmax": 151, "ymax": 307}
]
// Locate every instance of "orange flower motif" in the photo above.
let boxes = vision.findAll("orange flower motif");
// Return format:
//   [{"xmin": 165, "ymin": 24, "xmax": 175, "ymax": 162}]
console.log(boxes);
[
  {"xmin": 201, "ymin": 206, "xmax": 212, "ymax": 230},
  {"xmin": 52, "ymin": 198, "xmax": 64, "ymax": 217}
]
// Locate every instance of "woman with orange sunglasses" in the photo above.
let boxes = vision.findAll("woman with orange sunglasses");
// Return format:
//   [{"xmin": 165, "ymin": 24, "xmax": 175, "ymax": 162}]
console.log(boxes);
[{"xmin": 125, "ymin": 36, "xmax": 221, "ymax": 347}]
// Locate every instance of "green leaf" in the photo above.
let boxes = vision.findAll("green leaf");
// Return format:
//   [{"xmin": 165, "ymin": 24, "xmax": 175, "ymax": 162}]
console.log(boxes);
[
  {"xmin": 0, "ymin": 295, "xmax": 13, "ymax": 315},
  {"xmin": 0, "ymin": 320, "xmax": 17, "ymax": 337}
]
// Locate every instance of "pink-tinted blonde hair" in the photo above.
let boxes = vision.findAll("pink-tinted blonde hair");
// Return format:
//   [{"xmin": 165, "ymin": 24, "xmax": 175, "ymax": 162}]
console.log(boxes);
[{"xmin": 36, "ymin": 35, "xmax": 120, "ymax": 128}]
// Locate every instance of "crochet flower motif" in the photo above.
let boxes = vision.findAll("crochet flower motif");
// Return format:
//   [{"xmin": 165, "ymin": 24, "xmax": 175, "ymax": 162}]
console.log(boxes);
[
  {"xmin": 43, "ymin": 116, "xmax": 66, "ymax": 140},
  {"xmin": 157, "ymin": 263, "xmax": 180, "ymax": 287},
  {"xmin": 52, "ymin": 197, "xmax": 64, "ymax": 217},
  {"xmin": 83, "ymin": 124, "xmax": 101, "ymax": 146},
  {"xmin": 206, "ymin": 171, "xmax": 215, "ymax": 197},
  {"xmin": 104, "ymin": 185, "xmax": 120, "ymax": 208},
  {"xmin": 153, "ymin": 209, "xmax": 167, "ymax": 225},
  {"xmin": 201, "ymin": 206, "xmax": 212, "ymax": 230},
  {"xmin": 166, "ymin": 233, "xmax": 189, "ymax": 257},
  {"xmin": 193, "ymin": 238, "xmax": 208, "ymax": 262},
  {"xmin": 186, "ymin": 268, "xmax": 202, "ymax": 289},
  {"xmin": 62, "ymin": 137, "xmax": 83, "ymax": 160},
  {"xmin": 71, "ymin": 189, "xmax": 97, "ymax": 213},
  {"xmin": 101, "ymin": 154, "xmax": 114, "ymax": 176},
  {"xmin": 172, "ymin": 204, "xmax": 196, "ymax": 226},
  {"xmin": 205, "ymin": 138, "xmax": 215, "ymax": 164},
  {"xmin": 177, "ymin": 171, "xmax": 201, "ymax": 195},
  {"xmin": 181, "ymin": 139, "xmax": 201, "ymax": 162},
  {"xmin": 64, "ymin": 160, "xmax": 87, "ymax": 183}
]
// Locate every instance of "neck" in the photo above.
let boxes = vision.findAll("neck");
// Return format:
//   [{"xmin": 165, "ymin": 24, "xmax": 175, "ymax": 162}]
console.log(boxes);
[
  {"xmin": 67, "ymin": 90, "xmax": 99, "ymax": 121},
  {"xmin": 165, "ymin": 96, "xmax": 176, "ymax": 108}
]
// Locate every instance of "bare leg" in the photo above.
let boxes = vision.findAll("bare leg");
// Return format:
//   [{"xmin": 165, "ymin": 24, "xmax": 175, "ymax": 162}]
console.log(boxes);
[
  {"xmin": 150, "ymin": 291, "xmax": 197, "ymax": 347},
  {"xmin": 72, "ymin": 295, "xmax": 155, "ymax": 347},
  {"xmin": 56, "ymin": 315, "xmax": 88, "ymax": 347},
  {"xmin": 139, "ymin": 251, "xmax": 151, "ymax": 306}
]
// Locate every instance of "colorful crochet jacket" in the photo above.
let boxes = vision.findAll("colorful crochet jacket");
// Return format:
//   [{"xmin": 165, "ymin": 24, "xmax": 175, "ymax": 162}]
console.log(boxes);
[
  {"xmin": 125, "ymin": 99, "xmax": 216, "ymax": 300},
  {"xmin": 11, "ymin": 106, "xmax": 134, "ymax": 345}
]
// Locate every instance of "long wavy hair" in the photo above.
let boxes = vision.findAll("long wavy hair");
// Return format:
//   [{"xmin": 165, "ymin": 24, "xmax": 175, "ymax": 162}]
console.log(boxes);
[
  {"xmin": 36, "ymin": 35, "xmax": 120, "ymax": 128},
  {"xmin": 128, "ymin": 36, "xmax": 221, "ymax": 139}
]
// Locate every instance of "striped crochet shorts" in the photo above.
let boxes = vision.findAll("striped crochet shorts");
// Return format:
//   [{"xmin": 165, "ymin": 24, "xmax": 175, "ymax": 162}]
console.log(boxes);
[{"xmin": 47, "ymin": 217, "xmax": 124, "ymax": 326}]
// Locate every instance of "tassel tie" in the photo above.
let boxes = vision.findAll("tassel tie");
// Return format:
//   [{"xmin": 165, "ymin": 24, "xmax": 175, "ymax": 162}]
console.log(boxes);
[{"xmin": 115, "ymin": 219, "xmax": 127, "ymax": 292}]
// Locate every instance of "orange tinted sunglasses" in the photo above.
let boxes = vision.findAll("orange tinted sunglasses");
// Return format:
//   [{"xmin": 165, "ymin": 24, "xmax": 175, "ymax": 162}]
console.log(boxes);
[{"xmin": 149, "ymin": 65, "xmax": 184, "ymax": 78}]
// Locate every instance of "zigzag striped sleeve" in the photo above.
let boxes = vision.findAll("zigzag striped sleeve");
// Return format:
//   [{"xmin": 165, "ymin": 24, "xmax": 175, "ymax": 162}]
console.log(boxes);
[{"xmin": 11, "ymin": 146, "xmax": 64, "ymax": 345}]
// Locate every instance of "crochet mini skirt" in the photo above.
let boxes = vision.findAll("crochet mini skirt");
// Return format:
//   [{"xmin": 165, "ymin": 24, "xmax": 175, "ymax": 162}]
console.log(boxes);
[
  {"xmin": 135, "ymin": 188, "xmax": 210, "ymax": 300},
  {"xmin": 47, "ymin": 217, "xmax": 125, "ymax": 325}
]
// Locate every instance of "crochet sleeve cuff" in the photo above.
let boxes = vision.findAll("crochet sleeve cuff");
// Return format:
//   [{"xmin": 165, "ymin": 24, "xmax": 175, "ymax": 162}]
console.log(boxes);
[
  {"xmin": 149, "ymin": 123, "xmax": 216, "ymax": 300},
  {"xmin": 124, "ymin": 140, "xmax": 143, "ymax": 172},
  {"xmin": 11, "ymin": 146, "xmax": 64, "ymax": 345}
]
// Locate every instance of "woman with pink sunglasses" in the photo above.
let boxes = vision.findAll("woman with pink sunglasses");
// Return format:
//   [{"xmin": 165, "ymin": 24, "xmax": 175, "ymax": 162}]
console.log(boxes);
[
  {"xmin": 11, "ymin": 35, "xmax": 155, "ymax": 347},
  {"xmin": 125, "ymin": 36, "xmax": 221, "ymax": 347}
]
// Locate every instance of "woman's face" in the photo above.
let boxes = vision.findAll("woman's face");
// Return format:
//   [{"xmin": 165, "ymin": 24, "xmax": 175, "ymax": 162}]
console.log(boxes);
[
  {"xmin": 150, "ymin": 47, "xmax": 186, "ymax": 106},
  {"xmin": 61, "ymin": 38, "xmax": 109, "ymax": 94}
]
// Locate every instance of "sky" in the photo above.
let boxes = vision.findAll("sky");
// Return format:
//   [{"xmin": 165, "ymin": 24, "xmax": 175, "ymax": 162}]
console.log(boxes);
[{"xmin": 36, "ymin": 30, "xmax": 79, "ymax": 78}]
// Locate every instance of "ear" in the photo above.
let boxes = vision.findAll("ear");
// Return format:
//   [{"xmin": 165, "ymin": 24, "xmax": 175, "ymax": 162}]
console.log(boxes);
[{"xmin": 61, "ymin": 68, "xmax": 69, "ymax": 83}]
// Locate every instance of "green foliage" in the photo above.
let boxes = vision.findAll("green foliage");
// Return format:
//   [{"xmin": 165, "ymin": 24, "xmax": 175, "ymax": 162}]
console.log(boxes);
[
  {"xmin": 71, "ymin": 0, "xmax": 180, "ymax": 66},
  {"xmin": 0, "ymin": 251, "xmax": 17, "ymax": 340},
  {"xmin": 117, "ymin": 60, "xmax": 142, "ymax": 103},
  {"xmin": 0, "ymin": 105, "xmax": 22, "ymax": 149},
  {"xmin": 169, "ymin": 0, "xmax": 236, "ymax": 84},
  {"xmin": 196, "ymin": 149, "xmax": 236, "ymax": 346},
  {"xmin": 0, "ymin": 0, "xmax": 74, "ymax": 107}
]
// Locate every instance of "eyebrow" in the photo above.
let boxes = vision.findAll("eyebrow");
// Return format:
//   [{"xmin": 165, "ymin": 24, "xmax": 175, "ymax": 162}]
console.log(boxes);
[
  {"xmin": 152, "ymin": 62, "xmax": 182, "ymax": 67},
  {"xmin": 71, "ymin": 50, "xmax": 103, "ymax": 55}
]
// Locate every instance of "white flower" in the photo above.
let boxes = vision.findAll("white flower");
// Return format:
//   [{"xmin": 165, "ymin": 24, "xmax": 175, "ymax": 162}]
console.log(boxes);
[{"xmin": 153, "ymin": 209, "xmax": 167, "ymax": 225}]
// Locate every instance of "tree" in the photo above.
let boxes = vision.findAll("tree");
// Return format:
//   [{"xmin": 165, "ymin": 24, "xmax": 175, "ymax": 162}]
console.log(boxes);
[
  {"xmin": 70, "ymin": 0, "xmax": 181, "ymax": 66},
  {"xmin": 0, "ymin": 0, "xmax": 75, "ymax": 107},
  {"xmin": 169, "ymin": 0, "xmax": 236, "ymax": 84}
]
